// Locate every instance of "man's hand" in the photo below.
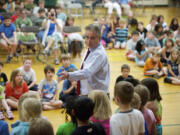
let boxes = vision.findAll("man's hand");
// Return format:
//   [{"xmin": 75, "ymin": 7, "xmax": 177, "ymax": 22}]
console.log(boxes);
[{"xmin": 60, "ymin": 71, "xmax": 69, "ymax": 80}]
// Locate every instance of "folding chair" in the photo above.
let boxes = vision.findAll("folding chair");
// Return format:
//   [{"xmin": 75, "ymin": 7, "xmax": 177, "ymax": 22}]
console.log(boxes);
[
  {"xmin": 19, "ymin": 26, "xmax": 40, "ymax": 60},
  {"xmin": 67, "ymin": 1, "xmax": 83, "ymax": 17}
]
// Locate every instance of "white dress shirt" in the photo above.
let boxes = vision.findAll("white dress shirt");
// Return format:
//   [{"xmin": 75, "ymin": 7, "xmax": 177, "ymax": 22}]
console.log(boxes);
[{"xmin": 69, "ymin": 44, "xmax": 110, "ymax": 95}]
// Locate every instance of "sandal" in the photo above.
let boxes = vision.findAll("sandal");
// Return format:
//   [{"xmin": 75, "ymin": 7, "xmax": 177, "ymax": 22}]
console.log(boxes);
[
  {"xmin": 0, "ymin": 111, "xmax": 5, "ymax": 120},
  {"xmin": 6, "ymin": 110, "xmax": 14, "ymax": 120}
]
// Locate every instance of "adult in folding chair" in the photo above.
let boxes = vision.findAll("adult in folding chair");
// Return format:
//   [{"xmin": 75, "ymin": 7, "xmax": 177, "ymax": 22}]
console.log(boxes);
[
  {"xmin": 42, "ymin": 8, "xmax": 63, "ymax": 65},
  {"xmin": 60, "ymin": 24, "xmax": 110, "ymax": 96}
]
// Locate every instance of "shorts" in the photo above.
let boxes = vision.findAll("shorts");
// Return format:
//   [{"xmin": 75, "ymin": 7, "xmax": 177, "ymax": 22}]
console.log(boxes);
[
  {"xmin": 0, "ymin": 37, "xmax": 14, "ymax": 46},
  {"xmin": 46, "ymin": 34, "xmax": 61, "ymax": 49}
]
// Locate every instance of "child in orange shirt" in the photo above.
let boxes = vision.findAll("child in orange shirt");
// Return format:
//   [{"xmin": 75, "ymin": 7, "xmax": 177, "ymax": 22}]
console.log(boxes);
[
  {"xmin": 144, "ymin": 51, "xmax": 167, "ymax": 78},
  {"xmin": 5, "ymin": 69, "xmax": 28, "ymax": 109}
]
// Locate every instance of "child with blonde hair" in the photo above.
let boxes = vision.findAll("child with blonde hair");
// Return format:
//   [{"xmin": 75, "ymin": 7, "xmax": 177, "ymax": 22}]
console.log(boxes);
[
  {"xmin": 135, "ymin": 85, "xmax": 156, "ymax": 135},
  {"xmin": 164, "ymin": 49, "xmax": 180, "ymax": 84},
  {"xmin": 11, "ymin": 98, "xmax": 42, "ymax": 135},
  {"xmin": 88, "ymin": 90, "xmax": 112, "ymax": 135},
  {"xmin": 29, "ymin": 118, "xmax": 54, "ymax": 135},
  {"xmin": 5, "ymin": 69, "xmax": 28, "ymax": 109}
]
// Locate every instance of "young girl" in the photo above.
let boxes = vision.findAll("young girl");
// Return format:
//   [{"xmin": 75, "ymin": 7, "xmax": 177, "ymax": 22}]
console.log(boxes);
[
  {"xmin": 141, "ymin": 78, "xmax": 162, "ymax": 135},
  {"xmin": 135, "ymin": 85, "xmax": 156, "ymax": 135},
  {"xmin": 160, "ymin": 38, "xmax": 175, "ymax": 65},
  {"xmin": 169, "ymin": 18, "xmax": 179, "ymax": 31},
  {"xmin": 88, "ymin": 90, "xmax": 112, "ymax": 135},
  {"xmin": 135, "ymin": 40, "xmax": 149, "ymax": 67},
  {"xmin": 101, "ymin": 17, "xmax": 113, "ymax": 48},
  {"xmin": 5, "ymin": 69, "xmax": 28, "ymax": 109},
  {"xmin": 157, "ymin": 15, "xmax": 168, "ymax": 30},
  {"xmin": 164, "ymin": 49, "xmax": 180, "ymax": 85},
  {"xmin": 154, "ymin": 24, "xmax": 166, "ymax": 47},
  {"xmin": 56, "ymin": 96, "xmax": 77, "ymax": 135},
  {"xmin": 11, "ymin": 98, "xmax": 42, "ymax": 135},
  {"xmin": 137, "ymin": 22, "xmax": 148, "ymax": 40},
  {"xmin": 0, "ymin": 85, "xmax": 14, "ymax": 120}
]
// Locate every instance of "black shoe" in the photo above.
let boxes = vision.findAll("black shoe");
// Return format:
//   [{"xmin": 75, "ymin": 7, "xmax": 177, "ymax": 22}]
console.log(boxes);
[
  {"xmin": 153, "ymin": 74, "xmax": 161, "ymax": 79},
  {"xmin": 14, "ymin": 52, "xmax": 19, "ymax": 58},
  {"xmin": 6, "ymin": 55, "xmax": 12, "ymax": 63},
  {"xmin": 164, "ymin": 77, "xmax": 172, "ymax": 84}
]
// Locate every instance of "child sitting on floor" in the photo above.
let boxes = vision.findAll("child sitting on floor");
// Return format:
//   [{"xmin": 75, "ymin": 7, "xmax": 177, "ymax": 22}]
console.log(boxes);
[
  {"xmin": 5, "ymin": 69, "xmax": 28, "ymax": 109},
  {"xmin": 18, "ymin": 58, "xmax": 38, "ymax": 91},
  {"xmin": 29, "ymin": 118, "xmax": 54, "ymax": 135},
  {"xmin": 0, "ymin": 62, "xmax": 8, "ymax": 87},
  {"xmin": 56, "ymin": 54, "xmax": 77, "ymax": 82},
  {"xmin": 126, "ymin": 31, "xmax": 139, "ymax": 61},
  {"xmin": 115, "ymin": 64, "xmax": 137, "ymax": 85},
  {"xmin": 164, "ymin": 49, "xmax": 180, "ymax": 85},
  {"xmin": 144, "ymin": 51, "xmax": 167, "ymax": 78},
  {"xmin": 11, "ymin": 98, "xmax": 42, "ymax": 135},
  {"xmin": 38, "ymin": 65, "xmax": 62, "ymax": 110},
  {"xmin": 114, "ymin": 19, "xmax": 128, "ymax": 49},
  {"xmin": 0, "ymin": 85, "xmax": 14, "ymax": 120},
  {"xmin": 135, "ymin": 40, "xmax": 149, "ymax": 67}
]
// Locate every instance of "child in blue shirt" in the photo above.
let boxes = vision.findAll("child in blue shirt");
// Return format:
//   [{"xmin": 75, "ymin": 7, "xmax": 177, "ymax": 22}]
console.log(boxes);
[
  {"xmin": 56, "ymin": 54, "xmax": 77, "ymax": 82},
  {"xmin": 59, "ymin": 69, "xmax": 77, "ymax": 102},
  {"xmin": 0, "ymin": 15, "xmax": 18, "ymax": 63},
  {"xmin": 135, "ymin": 40, "xmax": 149, "ymax": 67}
]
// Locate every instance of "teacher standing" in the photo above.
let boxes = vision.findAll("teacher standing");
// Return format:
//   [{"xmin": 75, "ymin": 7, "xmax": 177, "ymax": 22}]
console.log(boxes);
[{"xmin": 61, "ymin": 24, "xmax": 110, "ymax": 95}]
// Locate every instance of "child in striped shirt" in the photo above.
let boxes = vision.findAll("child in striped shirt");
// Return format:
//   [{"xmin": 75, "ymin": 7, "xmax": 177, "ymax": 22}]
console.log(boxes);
[{"xmin": 114, "ymin": 19, "xmax": 128, "ymax": 49}]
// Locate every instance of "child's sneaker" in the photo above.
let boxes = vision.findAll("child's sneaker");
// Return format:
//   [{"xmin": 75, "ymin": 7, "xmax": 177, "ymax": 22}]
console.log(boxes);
[
  {"xmin": 153, "ymin": 74, "xmax": 161, "ymax": 79},
  {"xmin": 164, "ymin": 77, "xmax": 172, "ymax": 84},
  {"xmin": 6, "ymin": 110, "xmax": 14, "ymax": 119},
  {"xmin": 0, "ymin": 111, "xmax": 5, "ymax": 120},
  {"xmin": 6, "ymin": 55, "xmax": 12, "ymax": 63},
  {"xmin": 54, "ymin": 59, "xmax": 59, "ymax": 65}
]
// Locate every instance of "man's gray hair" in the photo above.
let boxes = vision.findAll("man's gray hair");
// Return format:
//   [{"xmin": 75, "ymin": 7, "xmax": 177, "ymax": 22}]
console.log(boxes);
[{"xmin": 85, "ymin": 24, "xmax": 101, "ymax": 38}]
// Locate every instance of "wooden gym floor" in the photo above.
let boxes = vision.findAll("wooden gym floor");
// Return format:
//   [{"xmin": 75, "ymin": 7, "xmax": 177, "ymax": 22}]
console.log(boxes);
[{"xmin": 1, "ymin": 6, "xmax": 180, "ymax": 135}]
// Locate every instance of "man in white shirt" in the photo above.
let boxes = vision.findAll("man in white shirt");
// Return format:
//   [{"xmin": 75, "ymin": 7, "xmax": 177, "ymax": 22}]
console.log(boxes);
[{"xmin": 61, "ymin": 24, "xmax": 110, "ymax": 95}]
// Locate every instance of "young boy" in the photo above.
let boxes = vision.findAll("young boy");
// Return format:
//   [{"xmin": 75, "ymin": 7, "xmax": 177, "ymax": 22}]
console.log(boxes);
[
  {"xmin": 126, "ymin": 31, "xmax": 139, "ymax": 60},
  {"xmin": 144, "ymin": 31, "xmax": 161, "ymax": 53},
  {"xmin": 114, "ymin": 19, "xmax": 128, "ymax": 49},
  {"xmin": 38, "ymin": 65, "xmax": 62, "ymax": 110},
  {"xmin": 0, "ymin": 62, "xmax": 8, "ymax": 87},
  {"xmin": 144, "ymin": 51, "xmax": 167, "ymax": 78},
  {"xmin": 18, "ymin": 58, "xmax": 38, "ymax": 91},
  {"xmin": 0, "ymin": 15, "xmax": 18, "ymax": 63},
  {"xmin": 56, "ymin": 54, "xmax": 77, "ymax": 82},
  {"xmin": 59, "ymin": 69, "xmax": 77, "ymax": 102},
  {"xmin": 110, "ymin": 81, "xmax": 145, "ymax": 135},
  {"xmin": 71, "ymin": 96, "xmax": 106, "ymax": 135},
  {"xmin": 115, "ymin": 64, "xmax": 138, "ymax": 86}
]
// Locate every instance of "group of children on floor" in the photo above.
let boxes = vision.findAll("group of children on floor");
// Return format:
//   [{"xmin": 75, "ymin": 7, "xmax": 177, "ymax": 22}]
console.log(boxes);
[
  {"xmin": 0, "ymin": 0, "xmax": 83, "ymax": 64},
  {"xmin": 96, "ymin": 13, "xmax": 180, "ymax": 85},
  {"xmin": 0, "ymin": 62, "xmax": 163, "ymax": 135}
]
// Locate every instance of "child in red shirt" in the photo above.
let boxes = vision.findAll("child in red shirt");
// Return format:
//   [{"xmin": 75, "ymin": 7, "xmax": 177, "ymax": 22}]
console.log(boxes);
[{"xmin": 5, "ymin": 69, "xmax": 28, "ymax": 109}]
